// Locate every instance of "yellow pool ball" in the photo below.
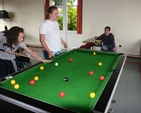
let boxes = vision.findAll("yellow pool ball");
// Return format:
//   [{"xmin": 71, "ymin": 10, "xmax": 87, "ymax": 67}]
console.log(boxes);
[
  {"xmin": 93, "ymin": 52, "xmax": 96, "ymax": 55},
  {"xmin": 98, "ymin": 62, "xmax": 102, "ymax": 66},
  {"xmin": 90, "ymin": 92, "xmax": 96, "ymax": 98},
  {"xmin": 40, "ymin": 66, "xmax": 44, "ymax": 70},
  {"xmin": 34, "ymin": 76, "xmax": 39, "ymax": 81},
  {"xmin": 10, "ymin": 80, "xmax": 16, "ymax": 85},
  {"xmin": 14, "ymin": 84, "xmax": 19, "ymax": 89}
]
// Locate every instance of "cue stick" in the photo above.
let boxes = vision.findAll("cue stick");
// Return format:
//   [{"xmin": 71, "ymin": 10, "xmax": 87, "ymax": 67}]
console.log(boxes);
[{"xmin": 0, "ymin": 49, "xmax": 42, "ymax": 61}]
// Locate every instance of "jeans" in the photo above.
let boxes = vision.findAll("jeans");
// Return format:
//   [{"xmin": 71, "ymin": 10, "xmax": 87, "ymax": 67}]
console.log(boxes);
[
  {"xmin": 43, "ymin": 49, "xmax": 62, "ymax": 59},
  {"xmin": 101, "ymin": 45, "xmax": 113, "ymax": 51},
  {"xmin": 0, "ymin": 59, "xmax": 17, "ymax": 79},
  {"xmin": 16, "ymin": 60, "xmax": 25, "ymax": 70}
]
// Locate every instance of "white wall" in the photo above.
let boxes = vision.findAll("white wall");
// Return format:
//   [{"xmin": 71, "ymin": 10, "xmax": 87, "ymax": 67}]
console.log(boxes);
[
  {"xmin": 60, "ymin": 31, "xmax": 82, "ymax": 49},
  {"xmin": 83, "ymin": 0, "xmax": 141, "ymax": 55},
  {"xmin": 0, "ymin": 0, "xmax": 141, "ymax": 55},
  {"xmin": 67, "ymin": 31, "xmax": 82, "ymax": 48},
  {"xmin": 0, "ymin": 0, "xmax": 45, "ymax": 44}
]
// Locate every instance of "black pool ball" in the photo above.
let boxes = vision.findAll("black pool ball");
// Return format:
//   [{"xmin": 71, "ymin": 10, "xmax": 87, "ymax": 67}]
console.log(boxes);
[{"xmin": 64, "ymin": 77, "xmax": 69, "ymax": 82}]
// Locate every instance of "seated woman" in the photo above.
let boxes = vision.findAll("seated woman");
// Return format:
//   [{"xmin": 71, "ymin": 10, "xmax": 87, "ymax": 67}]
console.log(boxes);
[{"xmin": 94, "ymin": 26, "xmax": 116, "ymax": 52}]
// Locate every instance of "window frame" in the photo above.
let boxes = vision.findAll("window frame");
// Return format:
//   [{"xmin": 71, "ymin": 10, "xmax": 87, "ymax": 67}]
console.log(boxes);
[{"xmin": 44, "ymin": 0, "xmax": 82, "ymax": 34}]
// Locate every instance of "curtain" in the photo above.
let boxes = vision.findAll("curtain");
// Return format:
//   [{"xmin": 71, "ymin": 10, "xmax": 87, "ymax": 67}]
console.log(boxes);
[
  {"xmin": 44, "ymin": 0, "xmax": 50, "ymax": 19},
  {"xmin": 77, "ymin": 0, "xmax": 83, "ymax": 34}
]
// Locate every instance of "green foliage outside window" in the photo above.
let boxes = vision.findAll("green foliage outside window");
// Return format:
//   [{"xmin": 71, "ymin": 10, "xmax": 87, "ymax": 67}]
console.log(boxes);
[
  {"xmin": 57, "ymin": 16, "xmax": 63, "ymax": 30},
  {"xmin": 67, "ymin": 2, "xmax": 77, "ymax": 30},
  {"xmin": 51, "ymin": 0, "xmax": 77, "ymax": 30}
]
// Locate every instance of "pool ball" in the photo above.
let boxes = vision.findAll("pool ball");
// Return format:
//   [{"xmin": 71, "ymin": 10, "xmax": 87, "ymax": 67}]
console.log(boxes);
[
  {"xmin": 10, "ymin": 80, "xmax": 16, "ymax": 85},
  {"xmin": 64, "ymin": 77, "xmax": 69, "ymax": 82},
  {"xmin": 89, "ymin": 71, "xmax": 93, "ymax": 75},
  {"xmin": 90, "ymin": 92, "xmax": 96, "ymax": 98},
  {"xmin": 55, "ymin": 63, "xmax": 58, "ymax": 66},
  {"xmin": 69, "ymin": 58, "xmax": 72, "ymax": 62},
  {"xmin": 30, "ymin": 80, "xmax": 35, "ymax": 85},
  {"xmin": 93, "ymin": 52, "xmax": 96, "ymax": 55},
  {"xmin": 14, "ymin": 84, "xmax": 19, "ymax": 89},
  {"xmin": 40, "ymin": 66, "xmax": 44, "ymax": 70},
  {"xmin": 34, "ymin": 76, "xmax": 39, "ymax": 81},
  {"xmin": 100, "ymin": 76, "xmax": 104, "ymax": 81},
  {"xmin": 98, "ymin": 62, "xmax": 102, "ymax": 66},
  {"xmin": 59, "ymin": 92, "xmax": 65, "ymax": 98}
]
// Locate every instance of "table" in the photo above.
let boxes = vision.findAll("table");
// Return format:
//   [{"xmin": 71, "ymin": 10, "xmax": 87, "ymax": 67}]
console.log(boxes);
[
  {"xmin": 83, "ymin": 37, "xmax": 102, "ymax": 50},
  {"xmin": 0, "ymin": 49, "xmax": 126, "ymax": 113},
  {"xmin": 0, "ymin": 99, "xmax": 34, "ymax": 113},
  {"xmin": 83, "ymin": 37, "xmax": 96, "ymax": 43}
]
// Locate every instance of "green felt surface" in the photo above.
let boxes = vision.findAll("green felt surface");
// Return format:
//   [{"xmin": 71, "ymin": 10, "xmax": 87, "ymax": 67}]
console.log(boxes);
[{"xmin": 1, "ymin": 49, "xmax": 120, "ymax": 113}]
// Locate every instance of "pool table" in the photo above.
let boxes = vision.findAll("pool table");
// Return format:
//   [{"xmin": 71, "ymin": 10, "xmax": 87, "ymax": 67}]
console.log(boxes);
[{"xmin": 0, "ymin": 49, "xmax": 126, "ymax": 113}]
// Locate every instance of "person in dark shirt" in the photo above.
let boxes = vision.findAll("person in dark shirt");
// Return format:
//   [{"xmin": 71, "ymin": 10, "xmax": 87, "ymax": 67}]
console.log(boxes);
[{"xmin": 95, "ymin": 26, "xmax": 116, "ymax": 52}]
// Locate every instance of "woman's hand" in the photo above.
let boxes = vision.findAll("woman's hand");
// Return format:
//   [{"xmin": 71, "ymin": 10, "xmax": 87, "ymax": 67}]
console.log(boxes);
[
  {"xmin": 112, "ymin": 48, "xmax": 117, "ymax": 52},
  {"xmin": 40, "ymin": 57, "xmax": 52, "ymax": 63}
]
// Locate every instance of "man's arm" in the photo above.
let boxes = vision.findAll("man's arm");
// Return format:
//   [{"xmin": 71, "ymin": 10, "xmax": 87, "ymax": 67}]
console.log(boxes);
[
  {"xmin": 61, "ymin": 38, "xmax": 68, "ymax": 48},
  {"xmin": 94, "ymin": 34, "xmax": 102, "ymax": 40},
  {"xmin": 111, "ymin": 35, "xmax": 116, "ymax": 48},
  {"xmin": 111, "ymin": 34, "xmax": 116, "ymax": 51},
  {"xmin": 39, "ymin": 34, "xmax": 54, "ymax": 58}
]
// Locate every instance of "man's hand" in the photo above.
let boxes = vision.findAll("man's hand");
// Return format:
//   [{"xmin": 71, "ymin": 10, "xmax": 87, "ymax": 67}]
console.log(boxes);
[
  {"xmin": 48, "ymin": 51, "xmax": 54, "ymax": 58},
  {"xmin": 63, "ymin": 42, "xmax": 68, "ymax": 48},
  {"xmin": 61, "ymin": 38, "xmax": 68, "ymax": 48},
  {"xmin": 94, "ymin": 36, "xmax": 98, "ymax": 39},
  {"xmin": 112, "ymin": 48, "xmax": 116, "ymax": 52}
]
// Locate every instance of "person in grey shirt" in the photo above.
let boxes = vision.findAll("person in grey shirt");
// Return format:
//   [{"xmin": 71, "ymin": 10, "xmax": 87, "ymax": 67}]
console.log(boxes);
[{"xmin": 0, "ymin": 26, "xmax": 52, "ymax": 79}]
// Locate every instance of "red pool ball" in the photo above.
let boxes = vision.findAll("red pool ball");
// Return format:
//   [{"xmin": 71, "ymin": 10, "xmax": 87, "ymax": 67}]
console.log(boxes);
[
  {"xmin": 69, "ymin": 58, "xmax": 72, "ymax": 62},
  {"xmin": 89, "ymin": 71, "xmax": 93, "ymax": 75},
  {"xmin": 60, "ymin": 92, "xmax": 65, "ymax": 98},
  {"xmin": 30, "ymin": 80, "xmax": 35, "ymax": 85},
  {"xmin": 100, "ymin": 76, "xmax": 104, "ymax": 81}
]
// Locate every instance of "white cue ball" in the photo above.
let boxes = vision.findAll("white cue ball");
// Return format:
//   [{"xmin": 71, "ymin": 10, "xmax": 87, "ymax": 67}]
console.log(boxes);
[{"xmin": 55, "ymin": 63, "xmax": 58, "ymax": 66}]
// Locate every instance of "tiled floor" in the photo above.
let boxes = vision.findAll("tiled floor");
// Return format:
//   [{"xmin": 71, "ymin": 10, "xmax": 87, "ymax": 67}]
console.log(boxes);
[
  {"xmin": 25, "ymin": 47, "xmax": 141, "ymax": 113},
  {"xmin": 111, "ymin": 57, "xmax": 141, "ymax": 113}
]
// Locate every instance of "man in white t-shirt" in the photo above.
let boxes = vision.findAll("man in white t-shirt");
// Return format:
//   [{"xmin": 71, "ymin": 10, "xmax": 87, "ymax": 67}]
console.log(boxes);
[{"xmin": 39, "ymin": 6, "xmax": 68, "ymax": 59}]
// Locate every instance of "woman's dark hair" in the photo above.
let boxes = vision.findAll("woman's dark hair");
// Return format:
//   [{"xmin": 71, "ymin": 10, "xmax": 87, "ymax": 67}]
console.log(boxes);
[
  {"xmin": 6, "ymin": 26, "xmax": 24, "ymax": 47},
  {"xmin": 46, "ymin": 6, "xmax": 58, "ymax": 19}
]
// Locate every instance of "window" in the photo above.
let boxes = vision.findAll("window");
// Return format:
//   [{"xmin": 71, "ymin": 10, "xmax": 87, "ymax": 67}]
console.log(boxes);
[
  {"xmin": 67, "ymin": 0, "xmax": 77, "ymax": 30},
  {"xmin": 45, "ymin": 0, "xmax": 82, "ymax": 33},
  {"xmin": 49, "ymin": 0, "xmax": 77, "ymax": 30}
]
